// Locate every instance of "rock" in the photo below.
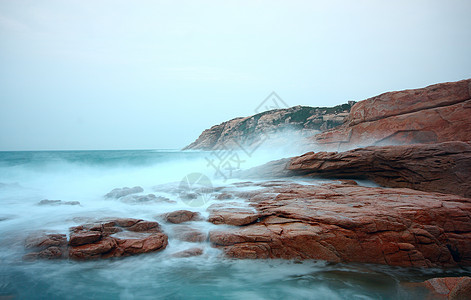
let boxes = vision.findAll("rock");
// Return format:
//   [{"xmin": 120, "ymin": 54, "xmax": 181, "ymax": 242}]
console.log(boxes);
[
  {"xmin": 406, "ymin": 277, "xmax": 471, "ymax": 299},
  {"xmin": 314, "ymin": 79, "xmax": 471, "ymax": 151},
  {"xmin": 172, "ymin": 247, "xmax": 204, "ymax": 258},
  {"xmin": 38, "ymin": 200, "xmax": 80, "ymax": 206},
  {"xmin": 69, "ymin": 237, "xmax": 117, "ymax": 260},
  {"xmin": 172, "ymin": 225, "xmax": 206, "ymax": 242},
  {"xmin": 208, "ymin": 206, "xmax": 260, "ymax": 226},
  {"xmin": 23, "ymin": 233, "xmax": 68, "ymax": 260},
  {"xmin": 162, "ymin": 210, "xmax": 202, "ymax": 224},
  {"xmin": 24, "ymin": 218, "xmax": 168, "ymax": 261},
  {"xmin": 69, "ymin": 231, "xmax": 102, "ymax": 246},
  {"xmin": 183, "ymin": 104, "xmax": 354, "ymax": 150},
  {"xmin": 25, "ymin": 233, "xmax": 68, "ymax": 250},
  {"xmin": 113, "ymin": 233, "xmax": 168, "ymax": 256},
  {"xmin": 127, "ymin": 220, "xmax": 161, "ymax": 232},
  {"xmin": 286, "ymin": 141, "xmax": 471, "ymax": 198},
  {"xmin": 105, "ymin": 186, "xmax": 144, "ymax": 199},
  {"xmin": 209, "ymin": 181, "xmax": 471, "ymax": 267}
]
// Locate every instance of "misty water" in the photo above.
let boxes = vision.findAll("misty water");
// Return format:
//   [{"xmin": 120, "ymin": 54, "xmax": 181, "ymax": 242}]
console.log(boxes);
[{"xmin": 0, "ymin": 150, "xmax": 469, "ymax": 299}]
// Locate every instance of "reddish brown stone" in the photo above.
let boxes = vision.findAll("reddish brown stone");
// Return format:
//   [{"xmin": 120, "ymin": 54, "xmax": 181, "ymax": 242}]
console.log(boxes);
[
  {"xmin": 127, "ymin": 220, "xmax": 161, "ymax": 232},
  {"xmin": 209, "ymin": 181, "xmax": 471, "ymax": 267},
  {"xmin": 24, "ymin": 218, "xmax": 168, "ymax": 261},
  {"xmin": 314, "ymin": 79, "xmax": 471, "ymax": 150},
  {"xmin": 69, "ymin": 237, "xmax": 117, "ymax": 260},
  {"xmin": 115, "ymin": 233, "xmax": 168, "ymax": 255},
  {"xmin": 162, "ymin": 210, "xmax": 202, "ymax": 224},
  {"xmin": 287, "ymin": 141, "xmax": 471, "ymax": 198},
  {"xmin": 208, "ymin": 205, "xmax": 259, "ymax": 226},
  {"xmin": 69, "ymin": 231, "xmax": 102, "ymax": 246}
]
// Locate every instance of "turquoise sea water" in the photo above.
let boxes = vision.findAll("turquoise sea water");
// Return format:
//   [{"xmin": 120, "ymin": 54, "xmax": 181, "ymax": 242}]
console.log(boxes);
[{"xmin": 0, "ymin": 150, "xmax": 469, "ymax": 299}]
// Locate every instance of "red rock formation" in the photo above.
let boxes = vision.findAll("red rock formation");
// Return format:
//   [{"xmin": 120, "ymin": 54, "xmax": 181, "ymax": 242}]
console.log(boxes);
[
  {"xmin": 162, "ymin": 210, "xmax": 202, "ymax": 224},
  {"xmin": 209, "ymin": 181, "xmax": 471, "ymax": 268},
  {"xmin": 314, "ymin": 79, "xmax": 471, "ymax": 151},
  {"xmin": 405, "ymin": 277, "xmax": 471, "ymax": 299},
  {"xmin": 24, "ymin": 218, "xmax": 168, "ymax": 260},
  {"xmin": 171, "ymin": 247, "xmax": 204, "ymax": 258},
  {"xmin": 208, "ymin": 203, "xmax": 260, "ymax": 226},
  {"xmin": 287, "ymin": 141, "xmax": 471, "ymax": 198},
  {"xmin": 23, "ymin": 233, "xmax": 68, "ymax": 260}
]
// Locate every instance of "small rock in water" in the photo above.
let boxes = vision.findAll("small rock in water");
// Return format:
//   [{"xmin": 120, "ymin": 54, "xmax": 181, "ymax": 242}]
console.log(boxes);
[
  {"xmin": 23, "ymin": 233, "xmax": 68, "ymax": 260},
  {"xmin": 171, "ymin": 247, "xmax": 204, "ymax": 258},
  {"xmin": 161, "ymin": 210, "xmax": 202, "ymax": 224},
  {"xmin": 38, "ymin": 200, "xmax": 80, "ymax": 206},
  {"xmin": 120, "ymin": 194, "xmax": 176, "ymax": 204},
  {"xmin": 104, "ymin": 186, "xmax": 144, "ymax": 199},
  {"xmin": 172, "ymin": 225, "xmax": 207, "ymax": 242}
]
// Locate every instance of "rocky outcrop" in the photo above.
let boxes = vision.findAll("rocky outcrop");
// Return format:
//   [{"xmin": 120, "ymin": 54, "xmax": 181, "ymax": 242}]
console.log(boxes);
[
  {"xmin": 24, "ymin": 218, "xmax": 168, "ymax": 260},
  {"xmin": 405, "ymin": 277, "xmax": 471, "ymax": 299},
  {"xmin": 209, "ymin": 181, "xmax": 471, "ymax": 268},
  {"xmin": 183, "ymin": 104, "xmax": 354, "ymax": 150},
  {"xmin": 286, "ymin": 141, "xmax": 471, "ymax": 198},
  {"xmin": 314, "ymin": 79, "xmax": 471, "ymax": 151},
  {"xmin": 105, "ymin": 186, "xmax": 144, "ymax": 198},
  {"xmin": 161, "ymin": 210, "xmax": 202, "ymax": 224}
]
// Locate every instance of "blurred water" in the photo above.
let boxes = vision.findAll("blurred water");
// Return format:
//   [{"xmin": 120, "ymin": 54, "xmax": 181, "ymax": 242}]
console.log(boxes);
[{"xmin": 0, "ymin": 150, "xmax": 468, "ymax": 299}]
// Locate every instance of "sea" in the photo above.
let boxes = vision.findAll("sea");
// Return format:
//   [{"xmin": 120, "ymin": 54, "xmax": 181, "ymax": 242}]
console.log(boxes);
[{"xmin": 0, "ymin": 150, "xmax": 469, "ymax": 299}]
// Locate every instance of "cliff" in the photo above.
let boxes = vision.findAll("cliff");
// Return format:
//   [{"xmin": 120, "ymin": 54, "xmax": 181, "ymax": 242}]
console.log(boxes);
[
  {"xmin": 183, "ymin": 103, "xmax": 354, "ymax": 150},
  {"xmin": 314, "ymin": 79, "xmax": 471, "ymax": 151}
]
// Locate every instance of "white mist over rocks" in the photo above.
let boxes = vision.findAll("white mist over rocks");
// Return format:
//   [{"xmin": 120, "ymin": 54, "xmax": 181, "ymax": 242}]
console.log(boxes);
[{"xmin": 0, "ymin": 149, "xmax": 454, "ymax": 299}]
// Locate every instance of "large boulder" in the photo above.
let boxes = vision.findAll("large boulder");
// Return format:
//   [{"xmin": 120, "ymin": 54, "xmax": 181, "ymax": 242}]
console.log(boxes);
[
  {"xmin": 209, "ymin": 181, "xmax": 471, "ymax": 268},
  {"xmin": 314, "ymin": 79, "xmax": 471, "ymax": 151},
  {"xmin": 287, "ymin": 141, "xmax": 471, "ymax": 198}
]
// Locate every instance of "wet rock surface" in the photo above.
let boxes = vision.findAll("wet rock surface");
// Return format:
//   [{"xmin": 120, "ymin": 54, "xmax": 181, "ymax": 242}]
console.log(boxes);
[
  {"xmin": 161, "ymin": 210, "xmax": 202, "ymax": 224},
  {"xmin": 105, "ymin": 186, "xmax": 144, "ymax": 199},
  {"xmin": 24, "ymin": 218, "xmax": 168, "ymax": 260},
  {"xmin": 405, "ymin": 276, "xmax": 471, "ymax": 299},
  {"xmin": 208, "ymin": 181, "xmax": 471, "ymax": 268},
  {"xmin": 287, "ymin": 141, "xmax": 471, "ymax": 198},
  {"xmin": 314, "ymin": 79, "xmax": 471, "ymax": 150}
]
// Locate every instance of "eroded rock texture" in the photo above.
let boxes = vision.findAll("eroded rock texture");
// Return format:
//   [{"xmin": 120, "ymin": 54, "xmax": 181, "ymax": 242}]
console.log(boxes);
[
  {"xmin": 287, "ymin": 141, "xmax": 471, "ymax": 198},
  {"xmin": 209, "ymin": 181, "xmax": 471, "ymax": 268},
  {"xmin": 314, "ymin": 79, "xmax": 471, "ymax": 150}
]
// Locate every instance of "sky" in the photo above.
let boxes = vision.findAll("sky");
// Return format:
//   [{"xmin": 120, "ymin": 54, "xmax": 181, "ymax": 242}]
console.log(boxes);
[{"xmin": 1, "ymin": 0, "xmax": 470, "ymax": 151}]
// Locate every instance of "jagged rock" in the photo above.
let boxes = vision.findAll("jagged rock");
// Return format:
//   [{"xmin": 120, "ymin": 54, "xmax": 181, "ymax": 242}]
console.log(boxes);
[
  {"xmin": 314, "ymin": 79, "xmax": 471, "ymax": 151},
  {"xmin": 23, "ymin": 218, "xmax": 168, "ymax": 261},
  {"xmin": 104, "ymin": 186, "xmax": 144, "ymax": 199},
  {"xmin": 405, "ymin": 277, "xmax": 471, "ymax": 299},
  {"xmin": 208, "ymin": 205, "xmax": 260, "ymax": 226},
  {"xmin": 209, "ymin": 181, "xmax": 471, "ymax": 268},
  {"xmin": 183, "ymin": 104, "xmax": 354, "ymax": 150},
  {"xmin": 286, "ymin": 141, "xmax": 471, "ymax": 198},
  {"xmin": 38, "ymin": 200, "xmax": 80, "ymax": 206},
  {"xmin": 23, "ymin": 233, "xmax": 68, "ymax": 260},
  {"xmin": 161, "ymin": 210, "xmax": 202, "ymax": 224}
]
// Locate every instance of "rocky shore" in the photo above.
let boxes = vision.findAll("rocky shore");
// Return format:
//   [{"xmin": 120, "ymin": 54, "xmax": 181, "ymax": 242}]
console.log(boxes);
[{"xmin": 23, "ymin": 79, "xmax": 471, "ymax": 284}]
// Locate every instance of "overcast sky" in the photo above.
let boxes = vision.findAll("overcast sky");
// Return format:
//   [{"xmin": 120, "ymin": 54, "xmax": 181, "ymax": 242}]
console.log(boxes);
[{"xmin": 1, "ymin": 0, "xmax": 470, "ymax": 150}]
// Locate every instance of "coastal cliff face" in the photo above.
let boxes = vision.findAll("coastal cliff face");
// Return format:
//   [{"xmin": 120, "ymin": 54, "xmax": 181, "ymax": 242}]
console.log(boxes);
[
  {"xmin": 314, "ymin": 79, "xmax": 471, "ymax": 151},
  {"xmin": 183, "ymin": 104, "xmax": 353, "ymax": 150}
]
